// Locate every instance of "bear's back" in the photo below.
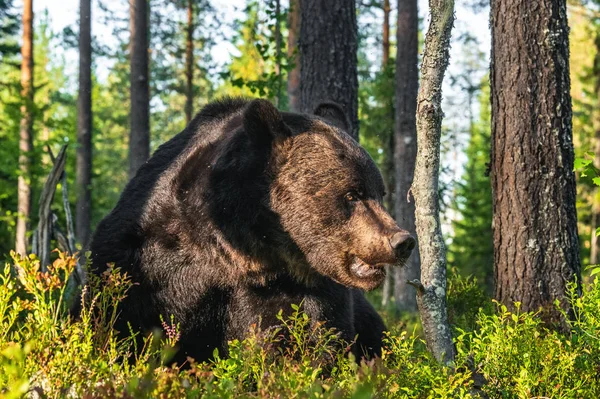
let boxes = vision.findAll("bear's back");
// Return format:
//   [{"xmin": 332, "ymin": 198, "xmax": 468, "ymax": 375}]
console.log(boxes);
[{"xmin": 89, "ymin": 98, "xmax": 251, "ymax": 275}]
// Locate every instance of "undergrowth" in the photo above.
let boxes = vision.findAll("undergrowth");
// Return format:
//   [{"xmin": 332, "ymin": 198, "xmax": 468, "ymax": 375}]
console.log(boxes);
[{"xmin": 1, "ymin": 251, "xmax": 599, "ymax": 398}]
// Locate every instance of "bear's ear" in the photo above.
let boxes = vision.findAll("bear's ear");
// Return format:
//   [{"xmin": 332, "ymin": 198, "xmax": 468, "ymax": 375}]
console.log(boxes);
[
  {"xmin": 313, "ymin": 102, "xmax": 350, "ymax": 132},
  {"xmin": 243, "ymin": 99, "xmax": 290, "ymax": 144}
]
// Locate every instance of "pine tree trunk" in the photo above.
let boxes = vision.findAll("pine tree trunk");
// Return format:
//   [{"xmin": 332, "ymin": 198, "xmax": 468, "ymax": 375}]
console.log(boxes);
[
  {"xmin": 16, "ymin": 0, "xmax": 34, "ymax": 256},
  {"xmin": 185, "ymin": 0, "xmax": 194, "ymax": 124},
  {"xmin": 381, "ymin": 0, "xmax": 394, "ymax": 308},
  {"xmin": 590, "ymin": 34, "xmax": 600, "ymax": 266},
  {"xmin": 287, "ymin": 0, "xmax": 301, "ymax": 112},
  {"xmin": 382, "ymin": 0, "xmax": 390, "ymax": 67},
  {"xmin": 490, "ymin": 0, "xmax": 581, "ymax": 323},
  {"xmin": 299, "ymin": 0, "xmax": 358, "ymax": 140},
  {"xmin": 129, "ymin": 0, "xmax": 150, "ymax": 179},
  {"xmin": 76, "ymin": 0, "xmax": 92, "ymax": 248},
  {"xmin": 412, "ymin": 0, "xmax": 455, "ymax": 364},
  {"xmin": 274, "ymin": 0, "xmax": 282, "ymax": 107},
  {"xmin": 393, "ymin": 0, "xmax": 420, "ymax": 312}
]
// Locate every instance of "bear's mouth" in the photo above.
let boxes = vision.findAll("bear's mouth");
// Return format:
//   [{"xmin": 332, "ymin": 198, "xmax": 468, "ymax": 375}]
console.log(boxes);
[{"xmin": 349, "ymin": 256, "xmax": 386, "ymax": 279}]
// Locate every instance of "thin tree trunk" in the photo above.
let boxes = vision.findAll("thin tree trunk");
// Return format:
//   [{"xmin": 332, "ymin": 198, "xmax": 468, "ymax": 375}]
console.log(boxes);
[
  {"xmin": 129, "ymin": 0, "xmax": 150, "ymax": 179},
  {"xmin": 185, "ymin": 0, "xmax": 194, "ymax": 124},
  {"xmin": 590, "ymin": 34, "xmax": 600, "ymax": 266},
  {"xmin": 381, "ymin": 0, "xmax": 394, "ymax": 308},
  {"xmin": 76, "ymin": 0, "xmax": 92, "ymax": 248},
  {"xmin": 382, "ymin": 0, "xmax": 390, "ymax": 67},
  {"xmin": 393, "ymin": 0, "xmax": 420, "ymax": 313},
  {"xmin": 299, "ymin": 0, "xmax": 359, "ymax": 140},
  {"xmin": 490, "ymin": 0, "xmax": 581, "ymax": 324},
  {"xmin": 16, "ymin": 0, "xmax": 34, "ymax": 256},
  {"xmin": 410, "ymin": 0, "xmax": 455, "ymax": 364},
  {"xmin": 274, "ymin": 0, "xmax": 283, "ymax": 107},
  {"xmin": 287, "ymin": 0, "xmax": 301, "ymax": 112}
]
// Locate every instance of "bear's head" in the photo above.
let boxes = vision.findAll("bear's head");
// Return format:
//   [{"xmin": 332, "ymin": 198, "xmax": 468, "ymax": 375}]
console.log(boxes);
[{"xmin": 243, "ymin": 99, "xmax": 416, "ymax": 291}]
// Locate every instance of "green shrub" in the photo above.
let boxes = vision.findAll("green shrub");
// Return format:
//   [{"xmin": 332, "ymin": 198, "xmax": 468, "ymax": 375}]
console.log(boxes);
[{"xmin": 1, "ymin": 250, "xmax": 599, "ymax": 398}]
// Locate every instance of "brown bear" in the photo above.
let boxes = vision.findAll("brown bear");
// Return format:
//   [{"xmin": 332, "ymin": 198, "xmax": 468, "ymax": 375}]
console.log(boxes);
[{"xmin": 89, "ymin": 98, "xmax": 416, "ymax": 363}]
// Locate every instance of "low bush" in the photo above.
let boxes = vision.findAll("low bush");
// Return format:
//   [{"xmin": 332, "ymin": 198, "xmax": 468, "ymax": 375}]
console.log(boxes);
[{"xmin": 0, "ymin": 251, "xmax": 599, "ymax": 398}]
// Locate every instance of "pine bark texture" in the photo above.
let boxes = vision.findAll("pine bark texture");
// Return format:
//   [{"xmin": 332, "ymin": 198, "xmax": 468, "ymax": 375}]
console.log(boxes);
[
  {"xmin": 274, "ymin": 0, "xmax": 283, "ymax": 107},
  {"xmin": 382, "ymin": 0, "xmax": 390, "ymax": 67},
  {"xmin": 299, "ymin": 0, "xmax": 359, "ymax": 140},
  {"xmin": 16, "ymin": 0, "xmax": 34, "ymax": 256},
  {"xmin": 287, "ymin": 0, "xmax": 301, "ymax": 112},
  {"xmin": 490, "ymin": 0, "xmax": 581, "ymax": 320},
  {"xmin": 129, "ymin": 0, "xmax": 150, "ymax": 179},
  {"xmin": 412, "ymin": 0, "xmax": 455, "ymax": 364},
  {"xmin": 590, "ymin": 33, "xmax": 600, "ymax": 266},
  {"xmin": 381, "ymin": 0, "xmax": 393, "ymax": 308},
  {"xmin": 76, "ymin": 0, "xmax": 92, "ymax": 247},
  {"xmin": 185, "ymin": 0, "xmax": 194, "ymax": 124},
  {"xmin": 393, "ymin": 0, "xmax": 420, "ymax": 312}
]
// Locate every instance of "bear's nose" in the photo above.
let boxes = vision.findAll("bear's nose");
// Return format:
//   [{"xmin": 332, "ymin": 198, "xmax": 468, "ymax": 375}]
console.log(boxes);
[{"xmin": 389, "ymin": 232, "xmax": 416, "ymax": 256}]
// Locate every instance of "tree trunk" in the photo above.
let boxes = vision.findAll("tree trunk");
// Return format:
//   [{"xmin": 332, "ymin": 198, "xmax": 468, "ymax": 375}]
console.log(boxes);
[
  {"xmin": 381, "ymin": 0, "xmax": 394, "ymax": 308},
  {"xmin": 393, "ymin": 0, "xmax": 420, "ymax": 312},
  {"xmin": 490, "ymin": 0, "xmax": 581, "ymax": 323},
  {"xmin": 76, "ymin": 0, "xmax": 92, "ymax": 248},
  {"xmin": 590, "ymin": 33, "xmax": 600, "ymax": 266},
  {"xmin": 185, "ymin": 0, "xmax": 194, "ymax": 124},
  {"xmin": 382, "ymin": 0, "xmax": 390, "ymax": 67},
  {"xmin": 411, "ymin": 0, "xmax": 455, "ymax": 364},
  {"xmin": 129, "ymin": 0, "xmax": 150, "ymax": 179},
  {"xmin": 16, "ymin": 0, "xmax": 34, "ymax": 256},
  {"xmin": 299, "ymin": 0, "xmax": 359, "ymax": 140},
  {"xmin": 287, "ymin": 0, "xmax": 301, "ymax": 112},
  {"xmin": 274, "ymin": 0, "xmax": 283, "ymax": 107}
]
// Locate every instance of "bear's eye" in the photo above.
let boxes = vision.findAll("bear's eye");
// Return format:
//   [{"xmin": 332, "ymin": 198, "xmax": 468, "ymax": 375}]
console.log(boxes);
[{"xmin": 344, "ymin": 191, "xmax": 360, "ymax": 202}]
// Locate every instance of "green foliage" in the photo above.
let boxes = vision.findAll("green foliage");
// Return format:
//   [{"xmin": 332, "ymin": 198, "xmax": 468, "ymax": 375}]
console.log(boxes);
[
  {"xmin": 447, "ymin": 269, "xmax": 493, "ymax": 332},
  {"xmin": 0, "ymin": 0, "xmax": 19, "ymax": 64},
  {"xmin": 1, "ymin": 250, "xmax": 599, "ymax": 398},
  {"xmin": 448, "ymin": 79, "xmax": 493, "ymax": 292},
  {"xmin": 219, "ymin": 0, "xmax": 291, "ymax": 108}
]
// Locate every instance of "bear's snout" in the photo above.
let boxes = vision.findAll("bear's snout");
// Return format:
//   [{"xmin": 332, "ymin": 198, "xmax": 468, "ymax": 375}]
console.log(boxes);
[{"xmin": 389, "ymin": 232, "xmax": 416, "ymax": 259}]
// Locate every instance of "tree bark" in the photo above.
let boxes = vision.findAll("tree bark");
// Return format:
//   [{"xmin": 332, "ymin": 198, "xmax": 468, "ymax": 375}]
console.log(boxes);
[
  {"xmin": 382, "ymin": 0, "xmax": 390, "ymax": 67},
  {"xmin": 590, "ymin": 33, "xmax": 600, "ymax": 266},
  {"xmin": 381, "ymin": 0, "xmax": 394, "ymax": 308},
  {"xmin": 287, "ymin": 0, "xmax": 301, "ymax": 112},
  {"xmin": 76, "ymin": 0, "xmax": 92, "ymax": 248},
  {"xmin": 490, "ymin": 0, "xmax": 581, "ymax": 322},
  {"xmin": 184, "ymin": 0, "xmax": 194, "ymax": 124},
  {"xmin": 129, "ymin": 0, "xmax": 150, "ymax": 179},
  {"xmin": 274, "ymin": 0, "xmax": 283, "ymax": 107},
  {"xmin": 393, "ymin": 0, "xmax": 420, "ymax": 312},
  {"xmin": 16, "ymin": 0, "xmax": 34, "ymax": 256},
  {"xmin": 299, "ymin": 0, "xmax": 359, "ymax": 140},
  {"xmin": 411, "ymin": 0, "xmax": 455, "ymax": 364}
]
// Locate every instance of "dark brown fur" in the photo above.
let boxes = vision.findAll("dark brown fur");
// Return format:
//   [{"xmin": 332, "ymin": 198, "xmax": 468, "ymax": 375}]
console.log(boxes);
[{"xmin": 89, "ymin": 98, "xmax": 415, "ymax": 363}]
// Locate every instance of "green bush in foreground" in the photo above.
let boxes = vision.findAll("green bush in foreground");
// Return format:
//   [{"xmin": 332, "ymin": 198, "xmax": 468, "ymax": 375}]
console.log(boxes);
[{"xmin": 0, "ymin": 252, "xmax": 599, "ymax": 398}]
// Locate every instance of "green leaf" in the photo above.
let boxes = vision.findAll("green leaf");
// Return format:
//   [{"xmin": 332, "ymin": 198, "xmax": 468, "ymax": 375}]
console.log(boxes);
[
  {"xmin": 574, "ymin": 158, "xmax": 592, "ymax": 171},
  {"xmin": 593, "ymin": 177, "xmax": 600, "ymax": 187}
]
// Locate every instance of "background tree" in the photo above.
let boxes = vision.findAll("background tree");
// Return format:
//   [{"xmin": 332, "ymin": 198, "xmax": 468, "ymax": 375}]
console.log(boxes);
[
  {"xmin": 393, "ymin": 0, "xmax": 420, "ymax": 312},
  {"xmin": 448, "ymin": 79, "xmax": 493, "ymax": 291},
  {"xmin": 490, "ymin": 0, "xmax": 581, "ymax": 321},
  {"xmin": 76, "ymin": 0, "xmax": 92, "ymax": 247},
  {"xmin": 299, "ymin": 0, "xmax": 359, "ymax": 139},
  {"xmin": 16, "ymin": 0, "xmax": 34, "ymax": 256},
  {"xmin": 184, "ymin": 0, "xmax": 194, "ymax": 124},
  {"xmin": 129, "ymin": 0, "xmax": 150, "ymax": 179},
  {"xmin": 287, "ymin": 0, "xmax": 300, "ymax": 111},
  {"xmin": 0, "ymin": 0, "xmax": 19, "ymax": 65}
]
